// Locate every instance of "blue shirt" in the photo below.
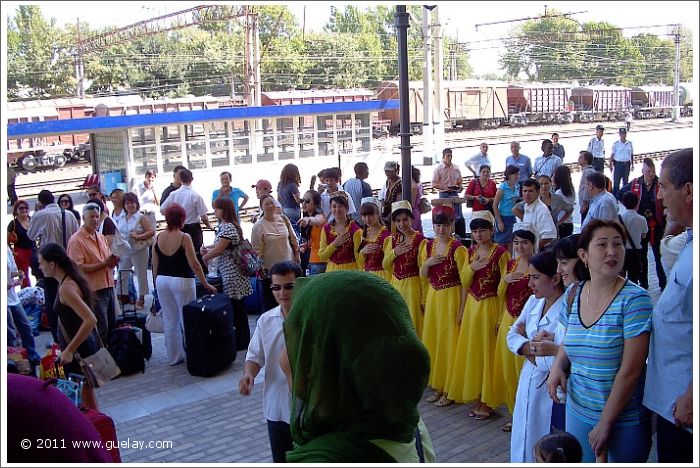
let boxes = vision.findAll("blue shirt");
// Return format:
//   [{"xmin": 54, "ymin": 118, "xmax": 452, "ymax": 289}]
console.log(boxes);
[
  {"xmin": 643, "ymin": 231, "xmax": 693, "ymax": 429},
  {"xmin": 552, "ymin": 143, "xmax": 565, "ymax": 160},
  {"xmin": 561, "ymin": 281, "xmax": 652, "ymax": 426},
  {"xmin": 497, "ymin": 181, "xmax": 520, "ymax": 216},
  {"xmin": 582, "ymin": 190, "xmax": 618, "ymax": 228},
  {"xmin": 533, "ymin": 155, "xmax": 562, "ymax": 178},
  {"xmin": 212, "ymin": 187, "xmax": 247, "ymax": 216},
  {"xmin": 611, "ymin": 140, "xmax": 634, "ymax": 163},
  {"xmin": 505, "ymin": 154, "xmax": 532, "ymax": 183}
]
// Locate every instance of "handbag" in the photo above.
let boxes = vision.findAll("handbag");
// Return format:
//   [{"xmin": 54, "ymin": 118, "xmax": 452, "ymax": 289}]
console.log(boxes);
[
  {"xmin": 8, "ymin": 219, "xmax": 18, "ymax": 245},
  {"xmin": 145, "ymin": 311, "xmax": 164, "ymax": 333},
  {"xmin": 233, "ymin": 238, "xmax": 264, "ymax": 277},
  {"xmin": 58, "ymin": 321, "xmax": 121, "ymax": 388},
  {"xmin": 419, "ymin": 197, "xmax": 431, "ymax": 214},
  {"xmin": 131, "ymin": 235, "xmax": 155, "ymax": 250}
]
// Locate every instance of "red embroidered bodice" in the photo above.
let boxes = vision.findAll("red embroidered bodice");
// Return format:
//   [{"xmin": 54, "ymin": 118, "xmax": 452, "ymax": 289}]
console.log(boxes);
[
  {"xmin": 468, "ymin": 244, "xmax": 506, "ymax": 300},
  {"xmin": 391, "ymin": 232, "xmax": 424, "ymax": 280},
  {"xmin": 427, "ymin": 239, "xmax": 462, "ymax": 290},
  {"xmin": 324, "ymin": 222, "xmax": 360, "ymax": 264},
  {"xmin": 363, "ymin": 227, "xmax": 390, "ymax": 272},
  {"xmin": 505, "ymin": 258, "xmax": 532, "ymax": 318}
]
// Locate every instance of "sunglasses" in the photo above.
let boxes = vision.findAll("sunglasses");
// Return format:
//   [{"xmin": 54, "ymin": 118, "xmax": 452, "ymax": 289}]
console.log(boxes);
[
  {"xmin": 270, "ymin": 284, "xmax": 294, "ymax": 291},
  {"xmin": 302, "ymin": 199, "xmax": 312, "ymax": 204},
  {"xmin": 18, "ymin": 206, "xmax": 29, "ymax": 211}
]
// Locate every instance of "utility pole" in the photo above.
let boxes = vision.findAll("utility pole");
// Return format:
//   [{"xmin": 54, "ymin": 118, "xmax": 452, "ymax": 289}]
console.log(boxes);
[
  {"xmin": 395, "ymin": 6, "xmax": 413, "ymax": 205},
  {"xmin": 243, "ymin": 6, "xmax": 261, "ymax": 107},
  {"xmin": 75, "ymin": 18, "xmax": 85, "ymax": 98},
  {"xmin": 672, "ymin": 24, "xmax": 681, "ymax": 122},
  {"xmin": 422, "ymin": 7, "xmax": 433, "ymax": 166},
  {"xmin": 432, "ymin": 7, "xmax": 445, "ymax": 164}
]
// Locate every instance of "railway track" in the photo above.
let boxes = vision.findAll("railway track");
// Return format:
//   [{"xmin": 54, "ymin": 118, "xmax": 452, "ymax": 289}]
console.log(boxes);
[{"xmin": 157, "ymin": 148, "xmax": 681, "ymax": 232}]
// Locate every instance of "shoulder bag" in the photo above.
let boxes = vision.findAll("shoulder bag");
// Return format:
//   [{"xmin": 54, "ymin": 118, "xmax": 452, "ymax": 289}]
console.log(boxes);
[
  {"xmin": 8, "ymin": 218, "xmax": 18, "ymax": 245},
  {"xmin": 58, "ymin": 319, "xmax": 120, "ymax": 388},
  {"xmin": 233, "ymin": 238, "xmax": 264, "ymax": 277}
]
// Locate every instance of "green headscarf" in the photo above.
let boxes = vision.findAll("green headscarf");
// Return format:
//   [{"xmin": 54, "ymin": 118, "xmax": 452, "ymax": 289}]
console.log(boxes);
[{"xmin": 283, "ymin": 271, "xmax": 430, "ymax": 463}]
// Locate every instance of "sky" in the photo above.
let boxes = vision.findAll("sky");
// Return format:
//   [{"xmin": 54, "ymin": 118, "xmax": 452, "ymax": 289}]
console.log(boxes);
[{"xmin": 5, "ymin": 1, "xmax": 699, "ymax": 77}]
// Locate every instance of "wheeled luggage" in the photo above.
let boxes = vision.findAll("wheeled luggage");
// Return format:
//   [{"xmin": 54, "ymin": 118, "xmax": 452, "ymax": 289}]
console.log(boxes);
[
  {"xmin": 108, "ymin": 325, "xmax": 145, "ymax": 376},
  {"xmin": 115, "ymin": 270, "xmax": 152, "ymax": 360},
  {"xmin": 82, "ymin": 408, "xmax": 122, "ymax": 463},
  {"xmin": 195, "ymin": 274, "xmax": 223, "ymax": 298},
  {"xmin": 243, "ymin": 276, "xmax": 264, "ymax": 316},
  {"xmin": 182, "ymin": 293, "xmax": 237, "ymax": 377}
]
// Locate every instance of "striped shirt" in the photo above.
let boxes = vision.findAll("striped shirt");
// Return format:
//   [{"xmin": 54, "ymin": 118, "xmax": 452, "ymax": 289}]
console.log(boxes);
[{"xmin": 560, "ymin": 280, "xmax": 652, "ymax": 426}]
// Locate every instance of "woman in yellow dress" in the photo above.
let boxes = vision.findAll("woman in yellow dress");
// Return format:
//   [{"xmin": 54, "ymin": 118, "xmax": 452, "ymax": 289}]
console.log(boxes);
[
  {"xmin": 318, "ymin": 192, "xmax": 362, "ymax": 271},
  {"xmin": 357, "ymin": 197, "xmax": 391, "ymax": 282},
  {"xmin": 419, "ymin": 205, "xmax": 468, "ymax": 408},
  {"xmin": 489, "ymin": 222, "xmax": 537, "ymax": 431},
  {"xmin": 382, "ymin": 201, "xmax": 426, "ymax": 337},
  {"xmin": 446, "ymin": 210, "xmax": 510, "ymax": 420}
]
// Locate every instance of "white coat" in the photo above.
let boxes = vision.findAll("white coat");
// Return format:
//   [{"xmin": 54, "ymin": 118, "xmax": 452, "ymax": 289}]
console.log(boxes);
[{"xmin": 507, "ymin": 293, "xmax": 566, "ymax": 463}]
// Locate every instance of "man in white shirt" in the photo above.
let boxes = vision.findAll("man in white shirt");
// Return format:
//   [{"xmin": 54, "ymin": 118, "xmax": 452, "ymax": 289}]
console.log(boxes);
[
  {"xmin": 609, "ymin": 127, "xmax": 634, "ymax": 197},
  {"xmin": 464, "ymin": 142, "xmax": 491, "ymax": 177},
  {"xmin": 160, "ymin": 168, "xmax": 212, "ymax": 272},
  {"xmin": 533, "ymin": 139, "xmax": 562, "ymax": 179},
  {"xmin": 587, "ymin": 124, "xmax": 606, "ymax": 172},
  {"xmin": 514, "ymin": 179, "xmax": 557, "ymax": 249},
  {"xmin": 239, "ymin": 261, "xmax": 302, "ymax": 463}
]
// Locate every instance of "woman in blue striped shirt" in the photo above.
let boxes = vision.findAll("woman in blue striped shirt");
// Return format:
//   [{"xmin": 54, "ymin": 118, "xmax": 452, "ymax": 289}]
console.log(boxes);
[{"xmin": 547, "ymin": 219, "xmax": 652, "ymax": 463}]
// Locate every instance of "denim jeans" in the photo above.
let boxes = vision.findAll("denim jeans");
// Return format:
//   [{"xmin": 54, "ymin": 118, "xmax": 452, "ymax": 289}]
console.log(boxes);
[
  {"xmin": 7, "ymin": 304, "xmax": 42, "ymax": 363},
  {"xmin": 267, "ymin": 420, "xmax": 293, "ymax": 463},
  {"xmin": 307, "ymin": 263, "xmax": 327, "ymax": 276},
  {"xmin": 566, "ymin": 406, "xmax": 651, "ymax": 462},
  {"xmin": 283, "ymin": 208, "xmax": 301, "ymax": 243}
]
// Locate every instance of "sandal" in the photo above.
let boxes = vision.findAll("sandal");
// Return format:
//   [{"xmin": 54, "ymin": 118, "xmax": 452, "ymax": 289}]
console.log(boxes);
[
  {"xmin": 425, "ymin": 392, "xmax": 441, "ymax": 403},
  {"xmin": 501, "ymin": 422, "xmax": 512, "ymax": 432},
  {"xmin": 474, "ymin": 410, "xmax": 492, "ymax": 420},
  {"xmin": 434, "ymin": 395, "xmax": 454, "ymax": 407}
]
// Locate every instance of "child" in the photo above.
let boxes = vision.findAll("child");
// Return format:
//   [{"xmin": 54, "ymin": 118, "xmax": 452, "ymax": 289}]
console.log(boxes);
[
  {"xmin": 317, "ymin": 192, "xmax": 362, "ymax": 272},
  {"xmin": 419, "ymin": 205, "xmax": 468, "ymax": 408},
  {"xmin": 489, "ymin": 222, "xmax": 538, "ymax": 431},
  {"xmin": 445, "ymin": 211, "xmax": 510, "ymax": 420},
  {"xmin": 357, "ymin": 197, "xmax": 390, "ymax": 282},
  {"xmin": 382, "ymin": 200, "xmax": 426, "ymax": 337},
  {"xmin": 533, "ymin": 431, "xmax": 583, "ymax": 463}
]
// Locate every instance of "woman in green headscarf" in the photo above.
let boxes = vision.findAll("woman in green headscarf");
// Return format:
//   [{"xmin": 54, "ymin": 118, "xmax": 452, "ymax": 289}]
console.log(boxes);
[{"xmin": 283, "ymin": 270, "xmax": 433, "ymax": 463}]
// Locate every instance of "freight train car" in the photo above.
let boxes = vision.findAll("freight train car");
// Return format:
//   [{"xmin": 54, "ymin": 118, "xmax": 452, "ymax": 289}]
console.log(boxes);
[
  {"xmin": 679, "ymin": 82, "xmax": 693, "ymax": 116},
  {"xmin": 570, "ymin": 85, "xmax": 631, "ymax": 122},
  {"xmin": 506, "ymin": 82, "xmax": 573, "ymax": 126},
  {"xmin": 376, "ymin": 80, "xmax": 509, "ymax": 134},
  {"xmin": 631, "ymin": 85, "xmax": 675, "ymax": 119}
]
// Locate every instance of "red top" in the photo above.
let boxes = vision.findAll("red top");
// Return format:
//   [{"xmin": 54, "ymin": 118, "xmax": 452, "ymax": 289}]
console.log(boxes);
[
  {"xmin": 363, "ymin": 227, "xmax": 390, "ymax": 272},
  {"xmin": 468, "ymin": 244, "xmax": 507, "ymax": 300},
  {"xmin": 505, "ymin": 258, "xmax": 532, "ymax": 318},
  {"xmin": 324, "ymin": 222, "xmax": 360, "ymax": 264},
  {"xmin": 465, "ymin": 178, "xmax": 497, "ymax": 212},
  {"xmin": 427, "ymin": 239, "xmax": 462, "ymax": 291},
  {"xmin": 392, "ymin": 232, "xmax": 425, "ymax": 280}
]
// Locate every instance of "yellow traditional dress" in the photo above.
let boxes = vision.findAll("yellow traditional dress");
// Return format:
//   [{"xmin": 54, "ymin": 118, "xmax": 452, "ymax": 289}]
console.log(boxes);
[
  {"xmin": 419, "ymin": 237, "xmax": 467, "ymax": 393},
  {"xmin": 487, "ymin": 257, "xmax": 532, "ymax": 413},
  {"xmin": 382, "ymin": 232, "xmax": 426, "ymax": 337},
  {"xmin": 318, "ymin": 221, "xmax": 362, "ymax": 272},
  {"xmin": 446, "ymin": 243, "xmax": 510, "ymax": 404},
  {"xmin": 357, "ymin": 226, "xmax": 391, "ymax": 283}
]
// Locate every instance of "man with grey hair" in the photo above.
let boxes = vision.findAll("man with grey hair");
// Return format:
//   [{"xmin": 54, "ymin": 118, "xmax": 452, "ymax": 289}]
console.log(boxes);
[
  {"xmin": 505, "ymin": 141, "xmax": 533, "ymax": 184},
  {"xmin": 644, "ymin": 148, "xmax": 693, "ymax": 463},
  {"xmin": 581, "ymin": 171, "xmax": 618, "ymax": 229},
  {"xmin": 27, "ymin": 189, "xmax": 79, "ymax": 342},
  {"xmin": 67, "ymin": 202, "xmax": 120, "ymax": 342}
]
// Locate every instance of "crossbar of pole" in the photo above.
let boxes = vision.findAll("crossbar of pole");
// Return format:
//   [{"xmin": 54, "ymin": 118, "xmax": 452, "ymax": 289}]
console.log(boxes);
[{"xmin": 395, "ymin": 6, "xmax": 414, "ymax": 205}]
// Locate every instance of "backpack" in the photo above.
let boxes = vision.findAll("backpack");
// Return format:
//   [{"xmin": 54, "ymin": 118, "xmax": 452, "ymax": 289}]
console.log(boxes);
[{"xmin": 233, "ymin": 239, "xmax": 264, "ymax": 277}]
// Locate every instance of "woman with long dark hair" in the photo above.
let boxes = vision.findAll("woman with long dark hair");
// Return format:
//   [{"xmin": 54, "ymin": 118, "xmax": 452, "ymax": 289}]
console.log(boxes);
[
  {"xmin": 357, "ymin": 198, "xmax": 390, "ymax": 281},
  {"xmin": 297, "ymin": 190, "xmax": 326, "ymax": 276},
  {"xmin": 38, "ymin": 242, "xmax": 99, "ymax": 409},
  {"xmin": 201, "ymin": 197, "xmax": 253, "ymax": 349},
  {"xmin": 278, "ymin": 163, "xmax": 302, "ymax": 241},
  {"xmin": 553, "ymin": 166, "xmax": 576, "ymax": 238},
  {"xmin": 57, "ymin": 194, "xmax": 81, "ymax": 224}
]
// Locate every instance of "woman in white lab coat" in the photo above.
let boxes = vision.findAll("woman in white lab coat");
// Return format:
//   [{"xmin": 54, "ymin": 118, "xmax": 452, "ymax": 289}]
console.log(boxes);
[{"xmin": 507, "ymin": 251, "xmax": 565, "ymax": 463}]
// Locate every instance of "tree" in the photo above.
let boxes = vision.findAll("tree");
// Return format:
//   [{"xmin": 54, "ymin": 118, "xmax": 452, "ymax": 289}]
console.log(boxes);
[
  {"xmin": 7, "ymin": 5, "xmax": 75, "ymax": 99},
  {"xmin": 631, "ymin": 33, "xmax": 674, "ymax": 85}
]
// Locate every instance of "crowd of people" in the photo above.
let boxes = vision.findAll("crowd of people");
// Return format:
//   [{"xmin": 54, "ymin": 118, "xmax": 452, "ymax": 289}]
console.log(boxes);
[{"xmin": 6, "ymin": 130, "xmax": 693, "ymax": 463}]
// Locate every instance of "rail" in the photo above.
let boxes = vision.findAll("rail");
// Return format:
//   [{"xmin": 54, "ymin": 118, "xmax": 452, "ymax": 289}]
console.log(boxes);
[{"xmin": 155, "ymin": 148, "xmax": 680, "ymax": 232}]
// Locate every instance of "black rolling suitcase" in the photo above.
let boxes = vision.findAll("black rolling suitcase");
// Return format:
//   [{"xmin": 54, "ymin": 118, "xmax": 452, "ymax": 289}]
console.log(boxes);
[
  {"xmin": 115, "ymin": 270, "xmax": 152, "ymax": 360},
  {"xmin": 195, "ymin": 275, "xmax": 223, "ymax": 298},
  {"xmin": 183, "ymin": 293, "xmax": 237, "ymax": 377}
]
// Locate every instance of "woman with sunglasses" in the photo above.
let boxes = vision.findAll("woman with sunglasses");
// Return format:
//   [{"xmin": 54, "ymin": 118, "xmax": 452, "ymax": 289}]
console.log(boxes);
[
  {"xmin": 357, "ymin": 198, "xmax": 390, "ymax": 281},
  {"xmin": 8, "ymin": 200, "xmax": 34, "ymax": 287},
  {"xmin": 382, "ymin": 201, "xmax": 426, "ymax": 338},
  {"xmin": 57, "ymin": 194, "xmax": 81, "ymax": 224},
  {"xmin": 297, "ymin": 190, "xmax": 326, "ymax": 276},
  {"xmin": 318, "ymin": 192, "xmax": 362, "ymax": 272}
]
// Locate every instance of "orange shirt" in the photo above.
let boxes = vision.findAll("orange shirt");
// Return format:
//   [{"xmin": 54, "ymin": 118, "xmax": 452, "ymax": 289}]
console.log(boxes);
[
  {"xmin": 67, "ymin": 228, "xmax": 115, "ymax": 291},
  {"xmin": 309, "ymin": 225, "xmax": 325, "ymax": 264}
]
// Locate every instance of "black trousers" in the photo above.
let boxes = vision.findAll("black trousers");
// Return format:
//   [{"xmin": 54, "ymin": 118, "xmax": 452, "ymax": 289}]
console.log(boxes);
[
  {"xmin": 623, "ymin": 248, "xmax": 642, "ymax": 285},
  {"xmin": 593, "ymin": 157, "xmax": 605, "ymax": 172},
  {"xmin": 230, "ymin": 298, "xmax": 250, "ymax": 350},
  {"xmin": 182, "ymin": 222, "xmax": 207, "ymax": 274},
  {"xmin": 267, "ymin": 420, "xmax": 293, "ymax": 463},
  {"xmin": 656, "ymin": 413, "xmax": 693, "ymax": 463},
  {"xmin": 640, "ymin": 226, "xmax": 666, "ymax": 290},
  {"xmin": 558, "ymin": 223, "xmax": 574, "ymax": 239}
]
